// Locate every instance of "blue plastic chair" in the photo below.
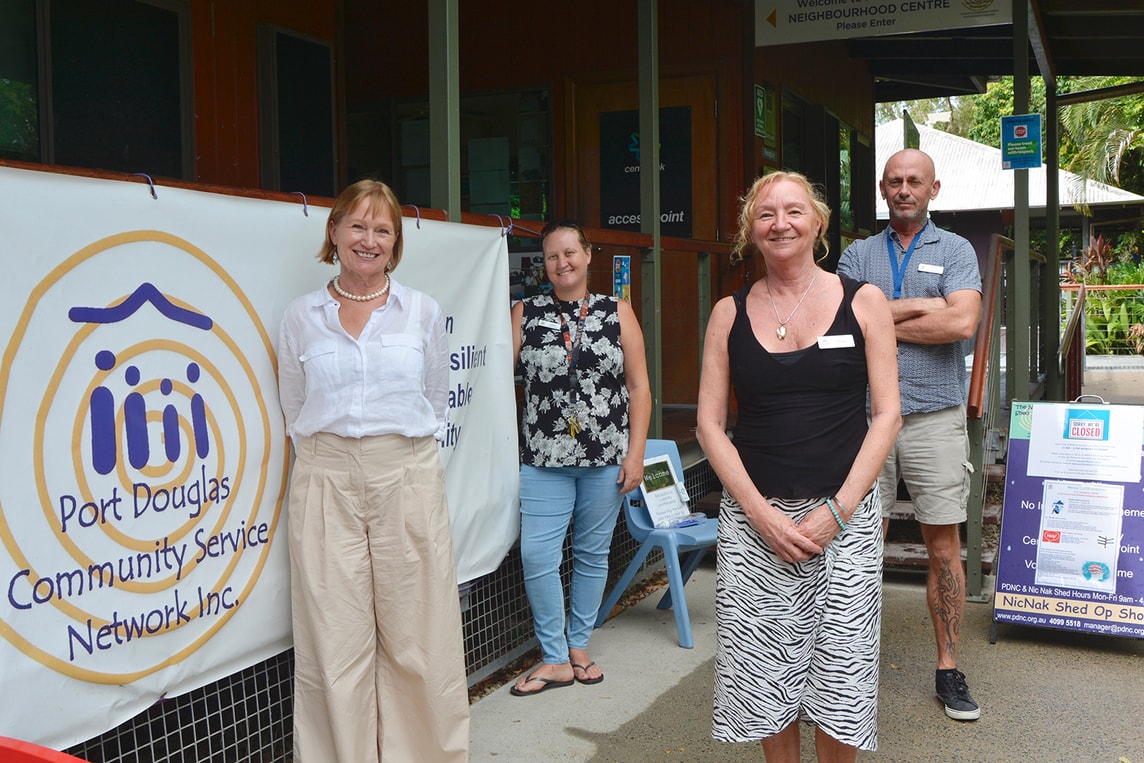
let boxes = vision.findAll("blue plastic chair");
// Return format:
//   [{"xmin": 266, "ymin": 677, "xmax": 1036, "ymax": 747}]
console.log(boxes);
[{"xmin": 594, "ymin": 439, "xmax": 718, "ymax": 648}]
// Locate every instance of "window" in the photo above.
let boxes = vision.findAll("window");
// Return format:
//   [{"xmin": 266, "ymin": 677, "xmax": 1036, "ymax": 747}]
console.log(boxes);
[
  {"xmin": 839, "ymin": 123, "xmax": 853, "ymax": 232},
  {"xmin": 0, "ymin": 0, "xmax": 38, "ymax": 163},
  {"xmin": 384, "ymin": 89, "xmax": 551, "ymax": 227},
  {"xmin": 257, "ymin": 26, "xmax": 336, "ymax": 198},
  {"xmin": 0, "ymin": 0, "xmax": 192, "ymax": 178},
  {"xmin": 851, "ymin": 131, "xmax": 873, "ymax": 235},
  {"xmin": 781, "ymin": 99, "xmax": 804, "ymax": 174},
  {"xmin": 838, "ymin": 126, "xmax": 872, "ymax": 249}
]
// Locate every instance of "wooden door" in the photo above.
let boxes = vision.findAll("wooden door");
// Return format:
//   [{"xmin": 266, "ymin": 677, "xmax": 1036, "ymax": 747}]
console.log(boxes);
[{"xmin": 568, "ymin": 75, "xmax": 718, "ymax": 406}]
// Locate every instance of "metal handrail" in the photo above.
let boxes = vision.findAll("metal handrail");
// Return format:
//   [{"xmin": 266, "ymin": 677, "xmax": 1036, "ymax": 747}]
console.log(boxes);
[
  {"xmin": 1058, "ymin": 283, "xmax": 1086, "ymax": 373},
  {"xmin": 964, "ymin": 233, "xmax": 1052, "ymax": 600},
  {"xmin": 1059, "ymin": 284, "xmax": 1088, "ymax": 403}
]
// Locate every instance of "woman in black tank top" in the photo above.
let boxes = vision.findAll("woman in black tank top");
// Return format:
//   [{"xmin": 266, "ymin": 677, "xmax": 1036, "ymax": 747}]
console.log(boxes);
[{"xmin": 696, "ymin": 172, "xmax": 901, "ymax": 760}]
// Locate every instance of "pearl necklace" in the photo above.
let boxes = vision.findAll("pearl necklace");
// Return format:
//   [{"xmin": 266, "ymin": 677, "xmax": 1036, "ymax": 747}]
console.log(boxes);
[
  {"xmin": 766, "ymin": 269, "xmax": 819, "ymax": 340},
  {"xmin": 332, "ymin": 274, "xmax": 390, "ymax": 302}
]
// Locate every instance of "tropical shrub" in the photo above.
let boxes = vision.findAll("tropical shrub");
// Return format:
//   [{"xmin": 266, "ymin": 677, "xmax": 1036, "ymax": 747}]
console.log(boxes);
[
  {"xmin": 1083, "ymin": 290, "xmax": 1144, "ymax": 354},
  {"xmin": 1062, "ymin": 236, "xmax": 1144, "ymax": 355}
]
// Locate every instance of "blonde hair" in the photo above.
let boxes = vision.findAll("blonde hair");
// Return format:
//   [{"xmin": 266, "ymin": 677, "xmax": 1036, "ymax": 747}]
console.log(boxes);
[
  {"xmin": 318, "ymin": 179, "xmax": 404, "ymax": 269},
  {"xmin": 731, "ymin": 171, "xmax": 831, "ymax": 270}
]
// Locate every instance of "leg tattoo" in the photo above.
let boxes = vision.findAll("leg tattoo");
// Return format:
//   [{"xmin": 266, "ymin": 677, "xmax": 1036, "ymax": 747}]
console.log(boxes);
[{"xmin": 931, "ymin": 557, "xmax": 964, "ymax": 662}]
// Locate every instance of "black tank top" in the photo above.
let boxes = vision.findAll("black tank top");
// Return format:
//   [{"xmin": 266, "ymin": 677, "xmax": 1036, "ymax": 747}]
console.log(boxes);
[{"xmin": 729, "ymin": 275, "xmax": 868, "ymax": 499}]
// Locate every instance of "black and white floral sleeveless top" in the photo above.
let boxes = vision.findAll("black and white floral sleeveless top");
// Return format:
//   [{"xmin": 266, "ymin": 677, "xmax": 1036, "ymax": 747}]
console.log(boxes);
[{"xmin": 518, "ymin": 293, "xmax": 630, "ymax": 467}]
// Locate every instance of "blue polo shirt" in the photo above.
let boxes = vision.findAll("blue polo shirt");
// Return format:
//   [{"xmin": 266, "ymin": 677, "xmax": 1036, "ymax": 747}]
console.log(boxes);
[{"xmin": 837, "ymin": 221, "xmax": 981, "ymax": 416}]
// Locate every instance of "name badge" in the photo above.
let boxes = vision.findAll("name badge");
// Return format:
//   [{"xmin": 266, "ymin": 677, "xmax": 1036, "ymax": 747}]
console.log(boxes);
[
  {"xmin": 918, "ymin": 263, "xmax": 944, "ymax": 274},
  {"xmin": 538, "ymin": 319, "xmax": 561, "ymax": 331},
  {"xmin": 817, "ymin": 334, "xmax": 856, "ymax": 349}
]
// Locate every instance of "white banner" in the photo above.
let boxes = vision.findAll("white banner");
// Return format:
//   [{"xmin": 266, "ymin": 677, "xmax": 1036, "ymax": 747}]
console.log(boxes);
[
  {"xmin": 755, "ymin": 0, "xmax": 1010, "ymax": 47},
  {"xmin": 0, "ymin": 166, "xmax": 519, "ymax": 749}
]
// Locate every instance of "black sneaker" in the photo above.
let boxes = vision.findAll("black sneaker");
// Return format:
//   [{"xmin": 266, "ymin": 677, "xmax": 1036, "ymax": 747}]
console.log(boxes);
[{"xmin": 935, "ymin": 669, "xmax": 980, "ymax": 721}]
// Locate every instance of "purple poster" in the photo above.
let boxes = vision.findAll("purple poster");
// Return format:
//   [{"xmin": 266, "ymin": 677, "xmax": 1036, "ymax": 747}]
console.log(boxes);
[{"xmin": 993, "ymin": 401, "xmax": 1144, "ymax": 639}]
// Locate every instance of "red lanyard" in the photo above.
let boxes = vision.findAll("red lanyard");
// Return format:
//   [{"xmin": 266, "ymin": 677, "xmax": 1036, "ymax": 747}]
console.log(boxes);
[
  {"xmin": 558, "ymin": 296, "xmax": 590, "ymax": 437},
  {"xmin": 559, "ymin": 296, "xmax": 591, "ymax": 370}
]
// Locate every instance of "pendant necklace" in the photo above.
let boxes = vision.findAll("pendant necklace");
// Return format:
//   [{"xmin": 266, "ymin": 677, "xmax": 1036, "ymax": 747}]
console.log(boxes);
[{"xmin": 767, "ymin": 269, "xmax": 819, "ymax": 340}]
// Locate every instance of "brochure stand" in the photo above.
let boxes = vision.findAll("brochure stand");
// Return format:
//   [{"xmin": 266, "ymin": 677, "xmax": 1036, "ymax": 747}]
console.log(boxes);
[{"xmin": 991, "ymin": 398, "xmax": 1144, "ymax": 643}]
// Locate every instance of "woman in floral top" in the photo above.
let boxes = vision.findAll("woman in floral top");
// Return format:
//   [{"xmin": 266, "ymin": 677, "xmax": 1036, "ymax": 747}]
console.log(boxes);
[{"xmin": 509, "ymin": 220, "xmax": 651, "ymax": 696}]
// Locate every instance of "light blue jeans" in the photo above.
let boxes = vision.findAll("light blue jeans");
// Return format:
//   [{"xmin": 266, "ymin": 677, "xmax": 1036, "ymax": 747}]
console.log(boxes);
[{"xmin": 519, "ymin": 464, "xmax": 623, "ymax": 665}]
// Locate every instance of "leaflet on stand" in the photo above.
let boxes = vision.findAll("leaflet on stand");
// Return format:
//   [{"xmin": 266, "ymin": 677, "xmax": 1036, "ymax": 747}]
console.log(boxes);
[{"xmin": 640, "ymin": 454, "xmax": 692, "ymax": 528}]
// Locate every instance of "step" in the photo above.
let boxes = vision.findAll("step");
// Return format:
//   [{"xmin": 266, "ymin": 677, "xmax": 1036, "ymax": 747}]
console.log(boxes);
[
  {"xmin": 884, "ymin": 494, "xmax": 1000, "ymax": 573},
  {"xmin": 883, "ymin": 538, "xmax": 997, "ymax": 574},
  {"xmin": 886, "ymin": 500, "xmax": 1001, "ymax": 524}
]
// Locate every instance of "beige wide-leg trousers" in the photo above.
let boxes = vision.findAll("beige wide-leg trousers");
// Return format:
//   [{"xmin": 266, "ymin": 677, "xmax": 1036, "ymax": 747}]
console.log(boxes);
[{"xmin": 288, "ymin": 432, "xmax": 470, "ymax": 762}]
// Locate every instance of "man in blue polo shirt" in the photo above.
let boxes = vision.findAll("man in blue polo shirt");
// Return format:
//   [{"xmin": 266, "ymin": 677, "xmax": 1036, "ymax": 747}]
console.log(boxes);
[{"xmin": 838, "ymin": 148, "xmax": 983, "ymax": 721}]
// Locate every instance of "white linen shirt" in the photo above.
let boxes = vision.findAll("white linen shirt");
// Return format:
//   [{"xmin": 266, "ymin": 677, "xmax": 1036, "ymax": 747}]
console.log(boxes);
[{"xmin": 277, "ymin": 278, "xmax": 450, "ymax": 441}]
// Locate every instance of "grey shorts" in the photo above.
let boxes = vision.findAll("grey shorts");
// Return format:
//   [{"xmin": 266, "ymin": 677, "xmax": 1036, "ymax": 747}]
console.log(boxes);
[{"xmin": 878, "ymin": 404, "xmax": 971, "ymax": 525}]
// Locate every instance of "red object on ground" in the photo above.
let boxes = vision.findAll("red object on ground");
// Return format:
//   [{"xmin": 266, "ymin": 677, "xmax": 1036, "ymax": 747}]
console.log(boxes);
[{"xmin": 0, "ymin": 737, "xmax": 89, "ymax": 762}]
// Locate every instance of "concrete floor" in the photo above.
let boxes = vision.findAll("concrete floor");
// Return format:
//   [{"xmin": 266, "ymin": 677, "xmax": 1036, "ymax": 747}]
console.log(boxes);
[
  {"xmin": 1080, "ymin": 355, "xmax": 1144, "ymax": 406},
  {"xmin": 469, "ymin": 564, "xmax": 1144, "ymax": 762},
  {"xmin": 469, "ymin": 361, "xmax": 1144, "ymax": 761}
]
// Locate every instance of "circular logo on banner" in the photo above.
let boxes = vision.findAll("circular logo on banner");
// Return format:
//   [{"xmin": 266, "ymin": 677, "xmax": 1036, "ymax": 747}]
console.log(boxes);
[
  {"xmin": 1014, "ymin": 125, "xmax": 1028, "ymax": 139},
  {"xmin": 0, "ymin": 231, "xmax": 287, "ymax": 683}
]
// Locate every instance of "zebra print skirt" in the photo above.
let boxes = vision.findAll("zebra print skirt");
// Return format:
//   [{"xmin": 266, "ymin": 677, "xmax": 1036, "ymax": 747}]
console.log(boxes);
[{"xmin": 711, "ymin": 490, "xmax": 882, "ymax": 751}]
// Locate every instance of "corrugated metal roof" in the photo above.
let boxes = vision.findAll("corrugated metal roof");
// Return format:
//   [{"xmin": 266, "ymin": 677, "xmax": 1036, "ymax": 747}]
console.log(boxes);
[{"xmin": 874, "ymin": 119, "xmax": 1144, "ymax": 218}]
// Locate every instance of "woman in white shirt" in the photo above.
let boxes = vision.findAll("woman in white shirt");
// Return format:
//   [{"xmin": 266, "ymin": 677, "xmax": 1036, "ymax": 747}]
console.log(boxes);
[{"xmin": 277, "ymin": 179, "xmax": 469, "ymax": 763}]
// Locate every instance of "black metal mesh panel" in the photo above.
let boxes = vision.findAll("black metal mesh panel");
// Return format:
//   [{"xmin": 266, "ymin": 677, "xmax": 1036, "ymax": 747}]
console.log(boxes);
[{"xmin": 65, "ymin": 651, "xmax": 294, "ymax": 762}]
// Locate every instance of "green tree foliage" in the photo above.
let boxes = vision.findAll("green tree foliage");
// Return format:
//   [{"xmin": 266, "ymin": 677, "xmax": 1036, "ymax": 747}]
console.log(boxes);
[
  {"xmin": 958, "ymin": 78, "xmax": 1048, "ymax": 148},
  {"xmin": 1062, "ymin": 235, "xmax": 1144, "ymax": 355},
  {"xmin": 1058, "ymin": 76, "xmax": 1144, "ymax": 202}
]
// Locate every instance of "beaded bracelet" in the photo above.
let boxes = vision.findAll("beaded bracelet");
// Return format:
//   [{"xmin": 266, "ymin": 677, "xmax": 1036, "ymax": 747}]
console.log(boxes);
[{"xmin": 825, "ymin": 497, "xmax": 848, "ymax": 532}]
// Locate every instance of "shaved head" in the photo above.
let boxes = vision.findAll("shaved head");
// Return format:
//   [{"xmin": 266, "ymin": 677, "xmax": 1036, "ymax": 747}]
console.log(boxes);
[{"xmin": 880, "ymin": 149, "xmax": 940, "ymax": 233}]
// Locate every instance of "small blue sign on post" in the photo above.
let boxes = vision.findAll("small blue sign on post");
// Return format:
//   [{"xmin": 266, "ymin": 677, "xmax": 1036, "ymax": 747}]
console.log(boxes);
[
  {"xmin": 1001, "ymin": 113, "xmax": 1042, "ymax": 170},
  {"xmin": 613, "ymin": 255, "xmax": 631, "ymax": 302}
]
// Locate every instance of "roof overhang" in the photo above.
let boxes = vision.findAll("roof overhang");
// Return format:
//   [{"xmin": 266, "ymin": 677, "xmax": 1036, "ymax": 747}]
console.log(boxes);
[{"xmin": 845, "ymin": 1, "xmax": 1144, "ymax": 102}]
